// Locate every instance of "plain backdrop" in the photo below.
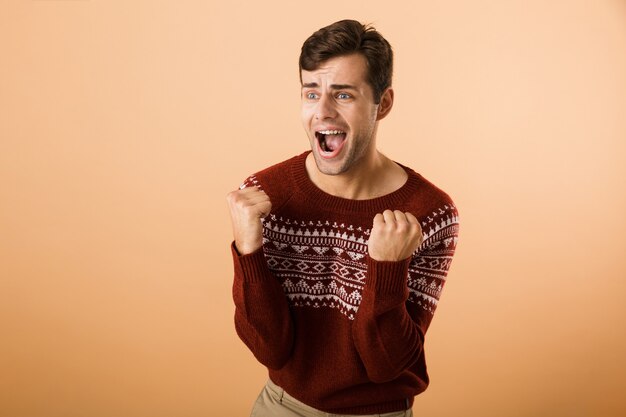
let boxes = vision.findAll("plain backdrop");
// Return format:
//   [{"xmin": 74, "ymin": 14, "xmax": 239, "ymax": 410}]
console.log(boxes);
[{"xmin": 1, "ymin": 1, "xmax": 625, "ymax": 416}]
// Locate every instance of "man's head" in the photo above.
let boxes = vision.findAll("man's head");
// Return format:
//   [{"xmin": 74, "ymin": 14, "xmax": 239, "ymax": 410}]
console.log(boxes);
[
  {"xmin": 299, "ymin": 20, "xmax": 395, "ymax": 176},
  {"xmin": 299, "ymin": 20, "xmax": 393, "ymax": 104}
]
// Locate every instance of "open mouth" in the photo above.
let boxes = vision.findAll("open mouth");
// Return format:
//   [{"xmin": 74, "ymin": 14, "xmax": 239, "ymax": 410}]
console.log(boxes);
[{"xmin": 315, "ymin": 129, "xmax": 347, "ymax": 156}]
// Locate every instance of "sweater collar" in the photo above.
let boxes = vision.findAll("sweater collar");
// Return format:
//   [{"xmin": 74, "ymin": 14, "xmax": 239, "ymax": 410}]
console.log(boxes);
[{"xmin": 290, "ymin": 151, "xmax": 421, "ymax": 213}]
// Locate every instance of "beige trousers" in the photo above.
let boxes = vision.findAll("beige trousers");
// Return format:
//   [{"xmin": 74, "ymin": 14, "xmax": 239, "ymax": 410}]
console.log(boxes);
[{"xmin": 250, "ymin": 379, "xmax": 414, "ymax": 417}]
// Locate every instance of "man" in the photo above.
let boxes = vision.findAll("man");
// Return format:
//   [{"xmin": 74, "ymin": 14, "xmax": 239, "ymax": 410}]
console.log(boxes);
[{"xmin": 226, "ymin": 19, "xmax": 460, "ymax": 417}]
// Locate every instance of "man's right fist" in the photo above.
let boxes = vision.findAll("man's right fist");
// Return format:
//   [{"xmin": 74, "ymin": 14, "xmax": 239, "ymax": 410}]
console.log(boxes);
[{"xmin": 226, "ymin": 186, "xmax": 272, "ymax": 255}]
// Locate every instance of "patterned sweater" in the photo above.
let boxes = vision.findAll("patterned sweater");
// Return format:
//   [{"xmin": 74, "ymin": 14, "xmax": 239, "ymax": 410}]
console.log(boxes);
[{"xmin": 231, "ymin": 151, "xmax": 460, "ymax": 415}]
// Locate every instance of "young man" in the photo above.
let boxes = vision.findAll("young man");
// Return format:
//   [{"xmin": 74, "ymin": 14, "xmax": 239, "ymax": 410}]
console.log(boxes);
[{"xmin": 226, "ymin": 19, "xmax": 460, "ymax": 417}]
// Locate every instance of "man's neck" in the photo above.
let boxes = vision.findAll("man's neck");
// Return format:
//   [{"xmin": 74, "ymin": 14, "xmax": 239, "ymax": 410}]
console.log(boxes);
[{"xmin": 305, "ymin": 151, "xmax": 408, "ymax": 200}]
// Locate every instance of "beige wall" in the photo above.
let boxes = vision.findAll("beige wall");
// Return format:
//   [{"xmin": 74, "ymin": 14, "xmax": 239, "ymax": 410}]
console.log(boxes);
[{"xmin": 1, "ymin": 1, "xmax": 625, "ymax": 416}]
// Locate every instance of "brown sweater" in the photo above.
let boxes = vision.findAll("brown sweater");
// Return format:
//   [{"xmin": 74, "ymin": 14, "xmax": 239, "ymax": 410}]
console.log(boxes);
[{"xmin": 231, "ymin": 151, "xmax": 460, "ymax": 414}]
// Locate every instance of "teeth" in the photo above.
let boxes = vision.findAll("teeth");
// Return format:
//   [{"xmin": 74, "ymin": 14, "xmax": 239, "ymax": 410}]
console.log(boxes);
[{"xmin": 318, "ymin": 130, "xmax": 345, "ymax": 135}]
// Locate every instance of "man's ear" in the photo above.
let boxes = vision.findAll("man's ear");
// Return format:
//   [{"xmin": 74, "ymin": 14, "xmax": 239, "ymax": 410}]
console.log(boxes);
[{"xmin": 376, "ymin": 87, "xmax": 394, "ymax": 121}]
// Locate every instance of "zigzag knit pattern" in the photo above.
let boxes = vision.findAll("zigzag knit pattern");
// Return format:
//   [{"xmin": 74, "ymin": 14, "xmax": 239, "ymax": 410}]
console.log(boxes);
[{"xmin": 241, "ymin": 172, "xmax": 460, "ymax": 321}]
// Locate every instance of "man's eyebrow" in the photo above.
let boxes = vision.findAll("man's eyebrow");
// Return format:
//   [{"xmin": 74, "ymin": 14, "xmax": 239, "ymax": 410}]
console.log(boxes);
[
  {"xmin": 301, "ymin": 82, "xmax": 357, "ymax": 90},
  {"xmin": 330, "ymin": 84, "xmax": 357, "ymax": 90}
]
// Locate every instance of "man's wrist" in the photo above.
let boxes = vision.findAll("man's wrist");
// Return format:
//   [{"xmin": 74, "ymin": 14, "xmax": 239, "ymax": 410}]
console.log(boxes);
[{"xmin": 234, "ymin": 240, "xmax": 262, "ymax": 256}]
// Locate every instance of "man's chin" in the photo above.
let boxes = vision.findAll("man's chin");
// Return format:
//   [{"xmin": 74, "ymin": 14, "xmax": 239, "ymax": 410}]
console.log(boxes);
[{"xmin": 311, "ymin": 151, "xmax": 347, "ymax": 176}]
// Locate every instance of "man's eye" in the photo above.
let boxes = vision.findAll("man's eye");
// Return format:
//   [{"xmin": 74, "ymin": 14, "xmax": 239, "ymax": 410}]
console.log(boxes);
[
  {"xmin": 306, "ymin": 92, "xmax": 318, "ymax": 99},
  {"xmin": 337, "ymin": 93, "xmax": 351, "ymax": 99}
]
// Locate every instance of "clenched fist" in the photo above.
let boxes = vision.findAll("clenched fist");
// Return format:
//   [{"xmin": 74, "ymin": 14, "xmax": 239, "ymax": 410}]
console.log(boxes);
[
  {"xmin": 226, "ymin": 186, "xmax": 272, "ymax": 255},
  {"xmin": 368, "ymin": 210, "xmax": 423, "ymax": 261}
]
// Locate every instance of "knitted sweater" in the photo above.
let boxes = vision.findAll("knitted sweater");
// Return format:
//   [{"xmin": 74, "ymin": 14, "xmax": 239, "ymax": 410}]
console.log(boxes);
[{"xmin": 231, "ymin": 151, "xmax": 460, "ymax": 415}]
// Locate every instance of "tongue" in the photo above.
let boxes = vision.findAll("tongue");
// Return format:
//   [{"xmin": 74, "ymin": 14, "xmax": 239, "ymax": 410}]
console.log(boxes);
[{"xmin": 325, "ymin": 133, "xmax": 346, "ymax": 151}]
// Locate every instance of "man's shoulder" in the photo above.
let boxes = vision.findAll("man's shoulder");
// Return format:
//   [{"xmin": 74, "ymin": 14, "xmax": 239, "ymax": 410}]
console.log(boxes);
[
  {"xmin": 239, "ymin": 152, "xmax": 305, "ymax": 190},
  {"xmin": 399, "ymin": 162, "xmax": 452, "ymax": 202},
  {"xmin": 399, "ymin": 164, "xmax": 460, "ymax": 225},
  {"xmin": 238, "ymin": 152, "xmax": 307, "ymax": 210},
  {"xmin": 403, "ymin": 168, "xmax": 460, "ymax": 249}
]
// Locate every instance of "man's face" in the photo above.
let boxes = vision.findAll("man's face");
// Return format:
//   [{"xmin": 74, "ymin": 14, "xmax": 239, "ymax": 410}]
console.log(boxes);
[{"xmin": 300, "ymin": 53, "xmax": 381, "ymax": 176}]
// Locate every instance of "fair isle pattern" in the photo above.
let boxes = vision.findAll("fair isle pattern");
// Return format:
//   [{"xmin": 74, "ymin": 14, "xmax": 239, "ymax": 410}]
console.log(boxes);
[
  {"xmin": 409, "ymin": 205, "xmax": 460, "ymax": 314},
  {"xmin": 259, "ymin": 208, "xmax": 459, "ymax": 320},
  {"xmin": 261, "ymin": 216, "xmax": 371, "ymax": 320},
  {"xmin": 240, "ymin": 174, "xmax": 459, "ymax": 319},
  {"xmin": 240, "ymin": 175, "xmax": 261, "ymax": 190}
]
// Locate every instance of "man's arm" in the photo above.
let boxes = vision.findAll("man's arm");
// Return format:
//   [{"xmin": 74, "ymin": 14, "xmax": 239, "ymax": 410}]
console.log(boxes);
[
  {"xmin": 227, "ymin": 185, "xmax": 294, "ymax": 369},
  {"xmin": 352, "ymin": 208, "xmax": 459, "ymax": 382}
]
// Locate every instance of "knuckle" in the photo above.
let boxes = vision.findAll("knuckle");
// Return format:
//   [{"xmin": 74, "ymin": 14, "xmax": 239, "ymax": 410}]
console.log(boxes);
[{"xmin": 226, "ymin": 191, "xmax": 240, "ymax": 204}]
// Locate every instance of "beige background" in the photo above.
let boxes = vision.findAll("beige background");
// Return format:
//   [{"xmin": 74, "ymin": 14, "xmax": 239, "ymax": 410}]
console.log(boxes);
[{"xmin": 1, "ymin": 1, "xmax": 625, "ymax": 416}]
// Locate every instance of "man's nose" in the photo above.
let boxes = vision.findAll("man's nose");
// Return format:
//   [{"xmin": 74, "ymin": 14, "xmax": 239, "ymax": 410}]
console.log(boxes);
[{"xmin": 315, "ymin": 94, "xmax": 337, "ymax": 119}]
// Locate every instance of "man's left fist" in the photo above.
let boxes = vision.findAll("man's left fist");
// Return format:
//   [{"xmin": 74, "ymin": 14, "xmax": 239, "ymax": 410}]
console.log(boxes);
[{"xmin": 368, "ymin": 210, "xmax": 423, "ymax": 262}]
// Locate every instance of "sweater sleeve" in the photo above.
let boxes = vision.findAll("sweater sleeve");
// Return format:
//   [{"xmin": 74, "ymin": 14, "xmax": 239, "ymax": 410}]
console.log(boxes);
[
  {"xmin": 231, "ymin": 242, "xmax": 294, "ymax": 369},
  {"xmin": 352, "ymin": 205, "xmax": 460, "ymax": 383}
]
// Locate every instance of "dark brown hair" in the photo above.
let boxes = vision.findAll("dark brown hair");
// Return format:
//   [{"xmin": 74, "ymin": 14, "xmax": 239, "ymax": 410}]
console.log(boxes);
[{"xmin": 299, "ymin": 20, "xmax": 393, "ymax": 104}]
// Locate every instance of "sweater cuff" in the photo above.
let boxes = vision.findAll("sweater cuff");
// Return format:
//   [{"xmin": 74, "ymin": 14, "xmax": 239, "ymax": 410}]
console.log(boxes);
[
  {"xmin": 231, "ymin": 241, "xmax": 272, "ymax": 283},
  {"xmin": 365, "ymin": 255, "xmax": 411, "ymax": 294}
]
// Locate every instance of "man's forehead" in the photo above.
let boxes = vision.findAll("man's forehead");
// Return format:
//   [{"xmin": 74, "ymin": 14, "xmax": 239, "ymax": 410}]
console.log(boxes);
[
  {"xmin": 302, "ymin": 54, "xmax": 367, "ymax": 78},
  {"xmin": 301, "ymin": 56, "xmax": 367, "ymax": 86}
]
